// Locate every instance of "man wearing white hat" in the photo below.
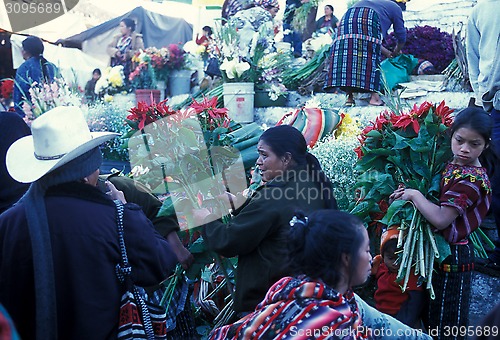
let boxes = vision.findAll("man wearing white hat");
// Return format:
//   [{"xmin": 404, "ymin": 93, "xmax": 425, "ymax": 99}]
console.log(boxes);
[{"xmin": 0, "ymin": 106, "xmax": 177, "ymax": 339}]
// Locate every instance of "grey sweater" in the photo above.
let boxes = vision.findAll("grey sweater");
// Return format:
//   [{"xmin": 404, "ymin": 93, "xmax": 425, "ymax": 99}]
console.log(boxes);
[{"xmin": 467, "ymin": 0, "xmax": 500, "ymax": 111}]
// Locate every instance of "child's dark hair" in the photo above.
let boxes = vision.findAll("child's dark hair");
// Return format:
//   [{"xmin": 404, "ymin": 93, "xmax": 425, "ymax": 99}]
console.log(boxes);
[
  {"xmin": 451, "ymin": 107, "xmax": 498, "ymax": 176},
  {"xmin": 202, "ymin": 26, "xmax": 213, "ymax": 36},
  {"xmin": 288, "ymin": 210, "xmax": 365, "ymax": 288},
  {"xmin": 92, "ymin": 68, "xmax": 101, "ymax": 76},
  {"xmin": 259, "ymin": 125, "xmax": 337, "ymax": 209},
  {"xmin": 381, "ymin": 239, "xmax": 398, "ymax": 257},
  {"xmin": 325, "ymin": 4, "xmax": 334, "ymax": 11},
  {"xmin": 121, "ymin": 18, "xmax": 136, "ymax": 32}
]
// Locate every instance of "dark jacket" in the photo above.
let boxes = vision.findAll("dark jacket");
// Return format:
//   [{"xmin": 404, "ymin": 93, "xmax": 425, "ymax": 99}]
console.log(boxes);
[
  {"xmin": 0, "ymin": 112, "xmax": 30, "ymax": 214},
  {"xmin": 13, "ymin": 56, "xmax": 57, "ymax": 116},
  {"xmin": 315, "ymin": 14, "xmax": 339, "ymax": 32},
  {"xmin": 202, "ymin": 166, "xmax": 334, "ymax": 312},
  {"xmin": 0, "ymin": 182, "xmax": 177, "ymax": 339},
  {"xmin": 105, "ymin": 174, "xmax": 180, "ymax": 237}
]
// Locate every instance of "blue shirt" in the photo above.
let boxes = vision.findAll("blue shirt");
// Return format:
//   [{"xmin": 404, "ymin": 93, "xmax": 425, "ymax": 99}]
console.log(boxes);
[
  {"xmin": 13, "ymin": 56, "xmax": 57, "ymax": 116},
  {"xmin": 354, "ymin": 0, "xmax": 407, "ymax": 42}
]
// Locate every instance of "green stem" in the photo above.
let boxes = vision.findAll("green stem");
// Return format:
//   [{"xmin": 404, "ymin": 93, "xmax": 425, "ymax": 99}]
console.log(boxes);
[
  {"xmin": 214, "ymin": 253, "xmax": 235, "ymax": 301},
  {"xmin": 476, "ymin": 227, "xmax": 496, "ymax": 249},
  {"xmin": 425, "ymin": 223, "xmax": 440, "ymax": 258},
  {"xmin": 418, "ymin": 225, "xmax": 425, "ymax": 278}
]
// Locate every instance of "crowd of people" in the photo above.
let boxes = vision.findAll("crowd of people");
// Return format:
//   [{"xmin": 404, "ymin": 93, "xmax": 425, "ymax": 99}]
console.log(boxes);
[{"xmin": 2, "ymin": 0, "xmax": 500, "ymax": 339}]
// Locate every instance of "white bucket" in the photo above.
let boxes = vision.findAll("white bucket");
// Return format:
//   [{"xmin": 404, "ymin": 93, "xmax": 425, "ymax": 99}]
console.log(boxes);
[
  {"xmin": 223, "ymin": 82, "xmax": 255, "ymax": 123},
  {"xmin": 156, "ymin": 80, "xmax": 167, "ymax": 101},
  {"xmin": 168, "ymin": 69, "xmax": 192, "ymax": 97}
]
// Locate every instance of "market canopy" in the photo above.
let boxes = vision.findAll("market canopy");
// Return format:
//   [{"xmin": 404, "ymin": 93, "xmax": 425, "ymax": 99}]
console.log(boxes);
[{"xmin": 59, "ymin": 6, "xmax": 193, "ymax": 62}]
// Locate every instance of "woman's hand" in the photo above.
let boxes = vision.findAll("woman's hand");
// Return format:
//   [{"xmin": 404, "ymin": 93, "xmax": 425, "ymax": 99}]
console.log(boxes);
[
  {"xmin": 105, "ymin": 180, "xmax": 127, "ymax": 203},
  {"xmin": 381, "ymin": 46, "xmax": 393, "ymax": 58}
]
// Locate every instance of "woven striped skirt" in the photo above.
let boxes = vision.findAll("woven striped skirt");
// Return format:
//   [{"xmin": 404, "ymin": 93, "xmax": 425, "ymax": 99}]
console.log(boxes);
[
  {"xmin": 426, "ymin": 243, "xmax": 474, "ymax": 340},
  {"xmin": 325, "ymin": 7, "xmax": 382, "ymax": 92}
]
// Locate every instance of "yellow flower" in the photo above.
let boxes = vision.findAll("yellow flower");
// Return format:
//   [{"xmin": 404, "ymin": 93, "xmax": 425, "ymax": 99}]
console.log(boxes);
[
  {"xmin": 104, "ymin": 94, "xmax": 114, "ymax": 102},
  {"xmin": 109, "ymin": 73, "xmax": 123, "ymax": 88},
  {"xmin": 335, "ymin": 113, "xmax": 361, "ymax": 139}
]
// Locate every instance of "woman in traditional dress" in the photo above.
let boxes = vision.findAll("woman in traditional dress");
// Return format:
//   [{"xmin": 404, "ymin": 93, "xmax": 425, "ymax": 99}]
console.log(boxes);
[
  {"xmin": 107, "ymin": 18, "xmax": 144, "ymax": 80},
  {"xmin": 325, "ymin": 0, "xmax": 406, "ymax": 106}
]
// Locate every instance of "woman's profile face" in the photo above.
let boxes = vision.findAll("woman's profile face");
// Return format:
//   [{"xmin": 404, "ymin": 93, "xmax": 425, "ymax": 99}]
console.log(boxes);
[
  {"xmin": 119, "ymin": 21, "xmax": 131, "ymax": 36},
  {"xmin": 350, "ymin": 227, "xmax": 372, "ymax": 287},
  {"xmin": 256, "ymin": 140, "xmax": 288, "ymax": 182}
]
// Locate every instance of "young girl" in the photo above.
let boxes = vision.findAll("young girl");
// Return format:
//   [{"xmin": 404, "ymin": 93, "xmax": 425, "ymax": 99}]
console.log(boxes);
[{"xmin": 390, "ymin": 107, "xmax": 497, "ymax": 339}]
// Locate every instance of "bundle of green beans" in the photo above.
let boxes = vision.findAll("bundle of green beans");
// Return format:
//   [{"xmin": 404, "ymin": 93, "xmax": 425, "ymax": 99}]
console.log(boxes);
[{"xmin": 282, "ymin": 45, "xmax": 331, "ymax": 90}]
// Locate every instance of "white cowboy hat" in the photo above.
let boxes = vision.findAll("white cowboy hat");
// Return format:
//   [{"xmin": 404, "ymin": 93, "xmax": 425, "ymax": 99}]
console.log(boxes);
[{"xmin": 6, "ymin": 106, "xmax": 119, "ymax": 183}]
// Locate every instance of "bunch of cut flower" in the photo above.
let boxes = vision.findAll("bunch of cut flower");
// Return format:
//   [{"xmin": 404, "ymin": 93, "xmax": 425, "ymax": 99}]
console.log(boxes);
[
  {"xmin": 0, "ymin": 78, "xmax": 14, "ymax": 100},
  {"xmin": 213, "ymin": 20, "xmax": 254, "ymax": 83},
  {"xmin": 213, "ymin": 19, "xmax": 290, "ymax": 99},
  {"xmin": 311, "ymin": 106, "xmax": 363, "ymax": 210},
  {"xmin": 86, "ymin": 100, "xmax": 131, "ymax": 162},
  {"xmin": 23, "ymin": 77, "xmax": 82, "ymax": 121},
  {"xmin": 129, "ymin": 60, "xmax": 156, "ymax": 90},
  {"xmin": 123, "ymin": 96, "xmax": 243, "ymax": 323},
  {"xmin": 131, "ymin": 47, "xmax": 170, "ymax": 83},
  {"xmin": 94, "ymin": 65, "xmax": 127, "ymax": 98},
  {"xmin": 255, "ymin": 49, "xmax": 291, "ymax": 100},
  {"xmin": 350, "ymin": 100, "xmax": 456, "ymax": 299}
]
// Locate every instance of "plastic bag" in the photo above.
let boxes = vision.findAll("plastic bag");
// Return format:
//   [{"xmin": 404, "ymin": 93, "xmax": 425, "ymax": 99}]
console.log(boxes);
[{"xmin": 380, "ymin": 54, "xmax": 419, "ymax": 90}]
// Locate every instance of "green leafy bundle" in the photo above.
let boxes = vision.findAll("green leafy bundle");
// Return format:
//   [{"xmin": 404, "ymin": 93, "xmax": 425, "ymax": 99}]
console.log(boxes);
[{"xmin": 350, "ymin": 101, "xmax": 454, "ymax": 298}]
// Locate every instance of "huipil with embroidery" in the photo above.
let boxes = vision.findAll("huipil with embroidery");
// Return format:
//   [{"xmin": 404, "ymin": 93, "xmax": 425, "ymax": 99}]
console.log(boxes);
[
  {"xmin": 439, "ymin": 162, "xmax": 492, "ymax": 243},
  {"xmin": 209, "ymin": 275, "xmax": 372, "ymax": 340}
]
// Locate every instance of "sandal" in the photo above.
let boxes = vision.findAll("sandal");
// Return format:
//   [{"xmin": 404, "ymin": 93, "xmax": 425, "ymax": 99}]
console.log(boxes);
[{"xmin": 344, "ymin": 100, "xmax": 356, "ymax": 107}]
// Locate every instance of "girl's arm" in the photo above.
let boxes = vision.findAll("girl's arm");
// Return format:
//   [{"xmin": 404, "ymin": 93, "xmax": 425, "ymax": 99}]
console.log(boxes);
[{"xmin": 391, "ymin": 188, "xmax": 459, "ymax": 230}]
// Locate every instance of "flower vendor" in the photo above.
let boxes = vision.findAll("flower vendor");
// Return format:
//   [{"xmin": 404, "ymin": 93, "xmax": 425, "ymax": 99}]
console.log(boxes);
[
  {"xmin": 315, "ymin": 4, "xmax": 340, "ymax": 35},
  {"xmin": 390, "ymin": 108, "xmax": 496, "ymax": 339},
  {"xmin": 13, "ymin": 36, "xmax": 58, "ymax": 117},
  {"xmin": 107, "ymin": 18, "xmax": 144, "ymax": 81},
  {"xmin": 193, "ymin": 125, "xmax": 337, "ymax": 314},
  {"xmin": 325, "ymin": 0, "xmax": 406, "ymax": 106}
]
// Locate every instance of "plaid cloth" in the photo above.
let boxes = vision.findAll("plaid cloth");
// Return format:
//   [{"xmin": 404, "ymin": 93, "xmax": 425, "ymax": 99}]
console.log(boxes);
[{"xmin": 325, "ymin": 7, "xmax": 382, "ymax": 92}]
